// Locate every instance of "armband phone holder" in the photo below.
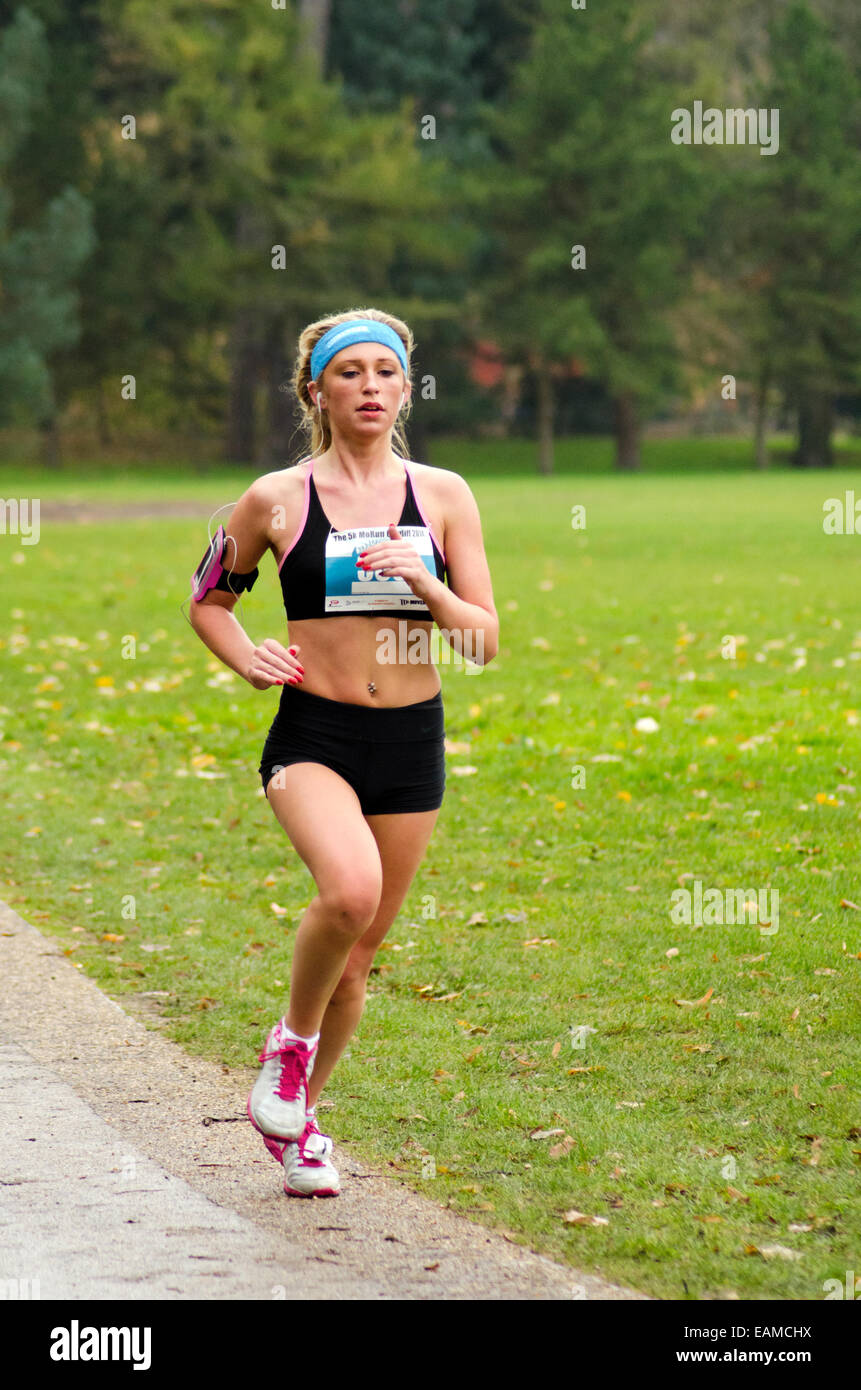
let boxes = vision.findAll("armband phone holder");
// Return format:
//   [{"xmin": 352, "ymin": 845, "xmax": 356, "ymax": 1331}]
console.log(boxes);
[{"xmin": 191, "ymin": 524, "xmax": 258, "ymax": 601}]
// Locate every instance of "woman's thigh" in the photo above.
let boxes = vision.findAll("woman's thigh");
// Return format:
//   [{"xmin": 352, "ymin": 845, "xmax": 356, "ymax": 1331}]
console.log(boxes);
[{"xmin": 265, "ymin": 762, "xmax": 383, "ymax": 908}]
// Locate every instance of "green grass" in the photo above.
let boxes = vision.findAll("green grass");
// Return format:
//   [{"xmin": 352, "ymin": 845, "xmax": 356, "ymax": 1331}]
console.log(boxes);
[
  {"xmin": 2, "ymin": 463, "xmax": 860, "ymax": 1300},
  {"xmin": 2, "ymin": 429, "xmax": 860, "ymax": 498}
]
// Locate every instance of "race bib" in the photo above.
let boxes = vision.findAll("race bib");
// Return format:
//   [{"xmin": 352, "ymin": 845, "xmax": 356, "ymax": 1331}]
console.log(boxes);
[{"xmin": 324, "ymin": 525, "xmax": 435, "ymax": 613}]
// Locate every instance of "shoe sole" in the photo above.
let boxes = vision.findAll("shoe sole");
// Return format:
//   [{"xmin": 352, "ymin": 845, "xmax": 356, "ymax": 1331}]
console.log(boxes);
[
  {"xmin": 247, "ymin": 1099, "xmax": 340, "ymax": 1197},
  {"xmin": 282, "ymin": 1184, "xmax": 340, "ymax": 1198}
]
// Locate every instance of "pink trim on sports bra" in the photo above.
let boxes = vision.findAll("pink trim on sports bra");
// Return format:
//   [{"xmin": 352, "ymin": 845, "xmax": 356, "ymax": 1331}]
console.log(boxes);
[
  {"xmin": 276, "ymin": 456, "xmax": 446, "ymax": 571},
  {"xmin": 277, "ymin": 459, "xmax": 312, "ymax": 574},
  {"xmin": 404, "ymin": 461, "xmax": 446, "ymax": 562}
]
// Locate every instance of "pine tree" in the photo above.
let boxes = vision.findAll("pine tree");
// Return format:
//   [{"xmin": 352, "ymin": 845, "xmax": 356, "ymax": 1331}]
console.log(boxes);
[{"xmin": 0, "ymin": 6, "xmax": 94, "ymax": 457}]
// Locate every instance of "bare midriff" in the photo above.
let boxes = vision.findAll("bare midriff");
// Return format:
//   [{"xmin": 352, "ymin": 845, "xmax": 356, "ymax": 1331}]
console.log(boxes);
[{"xmin": 285, "ymin": 614, "xmax": 442, "ymax": 707}]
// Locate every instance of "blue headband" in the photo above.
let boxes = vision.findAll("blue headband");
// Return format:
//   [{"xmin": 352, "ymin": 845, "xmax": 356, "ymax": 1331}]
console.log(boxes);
[{"xmin": 310, "ymin": 319, "xmax": 408, "ymax": 381}]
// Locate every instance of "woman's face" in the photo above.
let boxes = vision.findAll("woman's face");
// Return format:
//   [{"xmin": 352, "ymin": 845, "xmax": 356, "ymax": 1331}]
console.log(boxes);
[{"xmin": 314, "ymin": 342, "xmax": 408, "ymax": 439}]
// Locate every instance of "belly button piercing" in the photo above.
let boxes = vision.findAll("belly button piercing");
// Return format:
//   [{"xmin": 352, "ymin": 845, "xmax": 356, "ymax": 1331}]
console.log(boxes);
[{"xmin": 367, "ymin": 681, "xmax": 377, "ymax": 695}]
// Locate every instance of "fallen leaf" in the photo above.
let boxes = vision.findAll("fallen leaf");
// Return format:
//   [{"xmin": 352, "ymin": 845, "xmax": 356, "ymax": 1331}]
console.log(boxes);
[
  {"xmin": 530, "ymin": 1128, "xmax": 566, "ymax": 1141},
  {"xmin": 552, "ymin": 1041, "xmax": 561, "ymax": 1058},
  {"xmin": 466, "ymin": 911, "xmax": 488, "ymax": 926},
  {"xmin": 562, "ymin": 1210, "xmax": 609, "ymax": 1227},
  {"xmin": 549, "ymin": 1136, "xmax": 576, "ymax": 1159},
  {"xmin": 674, "ymin": 987, "xmax": 714, "ymax": 1008}
]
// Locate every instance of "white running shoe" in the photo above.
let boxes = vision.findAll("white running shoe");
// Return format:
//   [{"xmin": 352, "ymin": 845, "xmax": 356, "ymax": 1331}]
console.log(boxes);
[
  {"xmin": 251, "ymin": 1109, "xmax": 340, "ymax": 1198},
  {"xmin": 247, "ymin": 1018, "xmax": 317, "ymax": 1140},
  {"xmin": 282, "ymin": 1114, "xmax": 340, "ymax": 1198}
]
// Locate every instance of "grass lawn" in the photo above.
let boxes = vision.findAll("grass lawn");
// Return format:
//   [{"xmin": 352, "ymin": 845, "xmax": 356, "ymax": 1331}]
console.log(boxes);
[{"xmin": 1, "ymin": 458, "xmax": 860, "ymax": 1300}]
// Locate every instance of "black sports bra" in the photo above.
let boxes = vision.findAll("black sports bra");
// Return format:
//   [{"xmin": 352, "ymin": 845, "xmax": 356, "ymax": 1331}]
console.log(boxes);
[{"xmin": 277, "ymin": 458, "xmax": 447, "ymax": 621}]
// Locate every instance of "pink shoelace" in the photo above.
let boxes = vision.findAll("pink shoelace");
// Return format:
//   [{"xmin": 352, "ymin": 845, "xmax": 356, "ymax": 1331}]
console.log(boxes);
[{"xmin": 271, "ymin": 1044, "xmax": 308, "ymax": 1103}]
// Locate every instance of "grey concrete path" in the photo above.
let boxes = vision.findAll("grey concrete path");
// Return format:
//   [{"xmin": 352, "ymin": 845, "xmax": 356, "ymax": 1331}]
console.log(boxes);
[{"xmin": 0, "ymin": 898, "xmax": 648, "ymax": 1301}]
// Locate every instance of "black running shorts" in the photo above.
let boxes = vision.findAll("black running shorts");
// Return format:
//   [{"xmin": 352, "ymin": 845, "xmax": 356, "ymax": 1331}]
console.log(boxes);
[{"xmin": 258, "ymin": 685, "xmax": 445, "ymax": 815}]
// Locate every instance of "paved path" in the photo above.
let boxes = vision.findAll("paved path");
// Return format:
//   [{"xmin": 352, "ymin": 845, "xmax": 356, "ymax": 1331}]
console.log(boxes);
[{"xmin": 0, "ymin": 899, "xmax": 648, "ymax": 1301}]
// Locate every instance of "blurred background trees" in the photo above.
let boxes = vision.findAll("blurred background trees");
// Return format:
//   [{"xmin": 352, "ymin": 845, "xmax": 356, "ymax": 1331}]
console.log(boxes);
[{"xmin": 0, "ymin": 0, "xmax": 857, "ymax": 472}]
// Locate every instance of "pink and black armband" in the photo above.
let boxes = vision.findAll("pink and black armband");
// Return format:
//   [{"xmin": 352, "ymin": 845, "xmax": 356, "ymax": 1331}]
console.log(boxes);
[{"xmin": 191, "ymin": 525, "xmax": 259, "ymax": 601}]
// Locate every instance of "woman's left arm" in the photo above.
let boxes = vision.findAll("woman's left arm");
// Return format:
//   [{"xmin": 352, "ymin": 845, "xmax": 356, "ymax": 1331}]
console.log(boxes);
[{"xmin": 361, "ymin": 472, "xmax": 499, "ymax": 665}]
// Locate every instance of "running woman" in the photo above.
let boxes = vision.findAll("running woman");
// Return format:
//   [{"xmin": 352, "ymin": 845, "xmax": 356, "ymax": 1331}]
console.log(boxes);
[{"xmin": 190, "ymin": 308, "xmax": 498, "ymax": 1196}]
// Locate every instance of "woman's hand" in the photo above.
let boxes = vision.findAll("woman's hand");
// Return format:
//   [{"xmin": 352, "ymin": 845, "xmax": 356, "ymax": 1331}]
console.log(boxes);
[
  {"xmin": 246, "ymin": 640, "xmax": 304, "ymax": 690},
  {"xmin": 357, "ymin": 524, "xmax": 435, "ymax": 603}
]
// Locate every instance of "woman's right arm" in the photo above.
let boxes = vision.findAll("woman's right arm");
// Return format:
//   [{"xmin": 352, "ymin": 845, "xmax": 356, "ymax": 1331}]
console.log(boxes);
[{"xmin": 188, "ymin": 479, "xmax": 305, "ymax": 691}]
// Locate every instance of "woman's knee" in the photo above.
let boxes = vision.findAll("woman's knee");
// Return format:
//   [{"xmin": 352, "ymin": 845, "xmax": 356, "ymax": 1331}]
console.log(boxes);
[{"xmin": 318, "ymin": 875, "xmax": 382, "ymax": 937}]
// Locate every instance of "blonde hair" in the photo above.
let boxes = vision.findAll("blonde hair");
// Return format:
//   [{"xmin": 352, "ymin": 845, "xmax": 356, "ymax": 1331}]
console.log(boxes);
[{"xmin": 290, "ymin": 307, "xmax": 414, "ymax": 459}]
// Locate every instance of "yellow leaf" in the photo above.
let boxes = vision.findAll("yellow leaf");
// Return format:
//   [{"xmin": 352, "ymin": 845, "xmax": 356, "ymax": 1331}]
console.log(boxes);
[
  {"xmin": 562, "ymin": 1210, "xmax": 609, "ymax": 1227},
  {"xmin": 674, "ymin": 987, "xmax": 715, "ymax": 1008}
]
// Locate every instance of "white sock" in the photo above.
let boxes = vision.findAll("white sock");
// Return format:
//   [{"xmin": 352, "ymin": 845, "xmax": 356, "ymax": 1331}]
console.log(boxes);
[{"xmin": 281, "ymin": 1021, "xmax": 320, "ymax": 1047}]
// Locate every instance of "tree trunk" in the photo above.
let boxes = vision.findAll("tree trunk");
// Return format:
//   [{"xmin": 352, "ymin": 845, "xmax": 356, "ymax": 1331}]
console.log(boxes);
[
  {"xmin": 225, "ymin": 206, "xmax": 260, "ymax": 464},
  {"xmin": 753, "ymin": 365, "xmax": 770, "ymax": 470},
  {"xmin": 404, "ymin": 409, "xmax": 431, "ymax": 464},
  {"xmin": 95, "ymin": 377, "xmax": 112, "ymax": 448},
  {"xmin": 259, "ymin": 315, "xmax": 295, "ymax": 469},
  {"xmin": 39, "ymin": 405, "xmax": 61, "ymax": 468},
  {"xmin": 298, "ymin": 0, "xmax": 331, "ymax": 71},
  {"xmin": 536, "ymin": 370, "xmax": 554, "ymax": 475},
  {"xmin": 794, "ymin": 389, "xmax": 834, "ymax": 468},
  {"xmin": 614, "ymin": 391, "xmax": 641, "ymax": 471}
]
